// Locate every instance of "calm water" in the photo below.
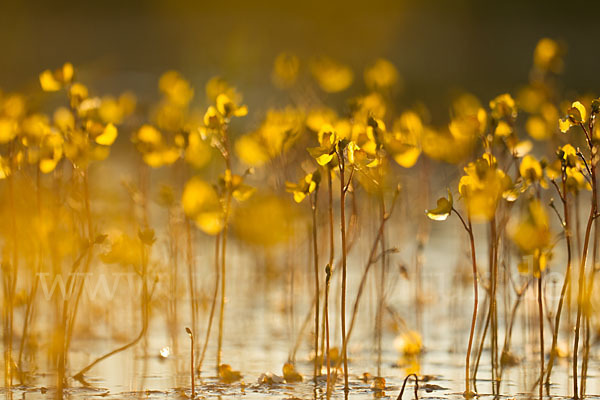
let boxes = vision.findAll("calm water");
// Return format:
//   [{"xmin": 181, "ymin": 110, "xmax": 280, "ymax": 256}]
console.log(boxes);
[{"xmin": 4, "ymin": 219, "xmax": 597, "ymax": 399}]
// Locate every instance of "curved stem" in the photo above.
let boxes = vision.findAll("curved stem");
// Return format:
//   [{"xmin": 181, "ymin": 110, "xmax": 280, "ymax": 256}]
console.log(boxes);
[{"xmin": 464, "ymin": 218, "xmax": 478, "ymax": 397}]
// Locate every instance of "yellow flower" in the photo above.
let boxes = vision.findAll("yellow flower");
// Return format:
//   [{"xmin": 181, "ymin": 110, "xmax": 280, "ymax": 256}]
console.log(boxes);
[
  {"xmin": 459, "ymin": 156, "xmax": 512, "ymax": 220},
  {"xmin": 559, "ymin": 101, "xmax": 587, "ymax": 133},
  {"xmin": 205, "ymin": 76, "xmax": 241, "ymax": 104},
  {"xmin": 95, "ymin": 123, "xmax": 118, "ymax": 146},
  {"xmin": 386, "ymin": 111, "xmax": 423, "ymax": 168},
  {"xmin": 159, "ymin": 70, "xmax": 194, "ymax": 107},
  {"xmin": 511, "ymin": 199, "xmax": 553, "ymax": 277},
  {"xmin": 272, "ymin": 52, "xmax": 300, "ymax": 89},
  {"xmin": 310, "ymin": 57, "xmax": 353, "ymax": 93},
  {"xmin": 185, "ymin": 130, "xmax": 212, "ymax": 169},
  {"xmin": 533, "ymin": 38, "xmax": 563, "ymax": 73},
  {"xmin": 182, "ymin": 177, "xmax": 224, "ymax": 235},
  {"xmin": 426, "ymin": 189, "xmax": 453, "ymax": 221},
  {"xmin": 285, "ymin": 171, "xmax": 320, "ymax": 203},
  {"xmin": 203, "ymin": 106, "xmax": 223, "ymax": 129},
  {"xmin": 0, "ymin": 118, "xmax": 17, "ymax": 143},
  {"xmin": 394, "ymin": 331, "xmax": 423, "ymax": 357},
  {"xmin": 519, "ymin": 155, "xmax": 545, "ymax": 187},
  {"xmin": 346, "ymin": 139, "xmax": 377, "ymax": 169},
  {"xmin": 99, "ymin": 92, "xmax": 137, "ymax": 124},
  {"xmin": 233, "ymin": 194, "xmax": 296, "ymax": 247},
  {"xmin": 39, "ymin": 62, "xmax": 74, "ymax": 92},
  {"xmin": 235, "ymin": 107, "xmax": 304, "ymax": 166},
  {"xmin": 216, "ymin": 93, "xmax": 247, "ymax": 119},
  {"xmin": 133, "ymin": 125, "xmax": 181, "ymax": 168},
  {"xmin": 364, "ymin": 58, "xmax": 400, "ymax": 91},
  {"xmin": 136, "ymin": 125, "xmax": 162, "ymax": 145},
  {"xmin": 489, "ymin": 93, "xmax": 517, "ymax": 121},
  {"xmin": 39, "ymin": 132, "xmax": 64, "ymax": 173},
  {"xmin": 308, "ymin": 124, "xmax": 338, "ymax": 166}
]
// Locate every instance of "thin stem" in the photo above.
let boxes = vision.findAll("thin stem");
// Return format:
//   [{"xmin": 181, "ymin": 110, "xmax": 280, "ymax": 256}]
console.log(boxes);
[
  {"xmin": 337, "ymin": 151, "xmax": 349, "ymax": 392},
  {"xmin": 186, "ymin": 328, "xmax": 195, "ymax": 399},
  {"xmin": 217, "ymin": 122, "xmax": 233, "ymax": 373},
  {"xmin": 376, "ymin": 196, "xmax": 386, "ymax": 378},
  {"xmin": 538, "ymin": 276, "xmax": 544, "ymax": 400},
  {"xmin": 198, "ymin": 233, "xmax": 220, "ymax": 376},
  {"xmin": 464, "ymin": 217, "xmax": 477, "ymax": 398},
  {"xmin": 310, "ymin": 191, "xmax": 320, "ymax": 381},
  {"xmin": 573, "ymin": 162, "xmax": 596, "ymax": 400},
  {"xmin": 332, "ymin": 188, "xmax": 400, "ymax": 378},
  {"xmin": 545, "ymin": 171, "xmax": 572, "ymax": 385}
]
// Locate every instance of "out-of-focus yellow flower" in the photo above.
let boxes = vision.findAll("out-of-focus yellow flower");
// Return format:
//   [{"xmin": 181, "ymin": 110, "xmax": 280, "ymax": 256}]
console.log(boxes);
[
  {"xmin": 2, "ymin": 94, "xmax": 26, "ymax": 119},
  {"xmin": 159, "ymin": 70, "xmax": 194, "ymax": 107},
  {"xmin": 512, "ymin": 199, "xmax": 552, "ymax": 277},
  {"xmin": 386, "ymin": 111, "xmax": 423, "ymax": 168},
  {"xmin": 452, "ymin": 93, "xmax": 483, "ymax": 119},
  {"xmin": 272, "ymin": 52, "xmax": 300, "ymax": 89},
  {"xmin": 0, "ymin": 118, "xmax": 17, "ymax": 143},
  {"xmin": 519, "ymin": 154, "xmax": 546, "ymax": 187},
  {"xmin": 219, "ymin": 171, "xmax": 255, "ymax": 202},
  {"xmin": 495, "ymin": 121, "xmax": 512, "ymax": 137},
  {"xmin": 364, "ymin": 58, "xmax": 400, "ymax": 91},
  {"xmin": 203, "ymin": 106, "xmax": 222, "ymax": 130},
  {"xmin": 133, "ymin": 124, "xmax": 181, "ymax": 168},
  {"xmin": 489, "ymin": 93, "xmax": 517, "ymax": 122},
  {"xmin": 286, "ymin": 171, "xmax": 320, "ymax": 203},
  {"xmin": 39, "ymin": 62, "xmax": 74, "ymax": 92},
  {"xmin": 53, "ymin": 107, "xmax": 75, "ymax": 133},
  {"xmin": 310, "ymin": 57, "xmax": 353, "ymax": 93},
  {"xmin": 458, "ymin": 155, "xmax": 512, "ymax": 220},
  {"xmin": 205, "ymin": 76, "xmax": 241, "ymax": 104},
  {"xmin": 216, "ymin": 93, "xmax": 247, "ymax": 120},
  {"xmin": 308, "ymin": 124, "xmax": 339, "ymax": 166},
  {"xmin": 306, "ymin": 107, "xmax": 338, "ymax": 132},
  {"xmin": 351, "ymin": 92, "xmax": 386, "ymax": 121},
  {"xmin": 233, "ymin": 194, "xmax": 297, "ymax": 247},
  {"xmin": 95, "ymin": 123, "xmax": 118, "ymax": 146},
  {"xmin": 236, "ymin": 107, "xmax": 304, "ymax": 166},
  {"xmin": 68, "ymin": 83, "xmax": 90, "ymax": 110},
  {"xmin": 136, "ymin": 125, "xmax": 161, "ymax": 145},
  {"xmin": 182, "ymin": 177, "xmax": 224, "ymax": 235},
  {"xmin": 99, "ymin": 92, "xmax": 137, "ymax": 124},
  {"xmin": 526, "ymin": 103, "xmax": 559, "ymax": 141},
  {"xmin": 185, "ymin": 130, "xmax": 212, "ymax": 169},
  {"xmin": 533, "ymin": 38, "xmax": 563, "ymax": 73},
  {"xmin": 21, "ymin": 113, "xmax": 49, "ymax": 140},
  {"xmin": 394, "ymin": 331, "xmax": 423, "ymax": 357},
  {"xmin": 39, "ymin": 132, "xmax": 64, "ymax": 173}
]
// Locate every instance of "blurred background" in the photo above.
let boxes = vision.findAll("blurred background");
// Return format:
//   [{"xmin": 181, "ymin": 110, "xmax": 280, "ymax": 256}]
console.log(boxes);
[{"xmin": 1, "ymin": 0, "xmax": 599, "ymax": 119}]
